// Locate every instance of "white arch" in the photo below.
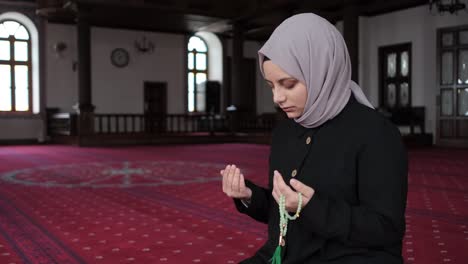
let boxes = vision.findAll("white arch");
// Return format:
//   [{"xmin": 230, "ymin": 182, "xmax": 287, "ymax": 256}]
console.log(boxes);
[
  {"xmin": 195, "ymin": 31, "xmax": 223, "ymax": 84},
  {"xmin": 0, "ymin": 12, "xmax": 40, "ymax": 114}
]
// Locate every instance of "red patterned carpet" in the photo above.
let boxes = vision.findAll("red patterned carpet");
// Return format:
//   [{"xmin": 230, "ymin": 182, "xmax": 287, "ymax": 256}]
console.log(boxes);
[{"xmin": 0, "ymin": 144, "xmax": 466, "ymax": 264}]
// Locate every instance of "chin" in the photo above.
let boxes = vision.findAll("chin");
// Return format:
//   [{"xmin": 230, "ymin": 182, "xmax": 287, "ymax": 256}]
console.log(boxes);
[{"xmin": 285, "ymin": 112, "xmax": 300, "ymax": 119}]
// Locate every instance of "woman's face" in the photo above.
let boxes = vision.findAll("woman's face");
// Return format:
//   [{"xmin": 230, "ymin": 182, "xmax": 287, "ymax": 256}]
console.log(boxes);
[{"xmin": 263, "ymin": 60, "xmax": 308, "ymax": 119}]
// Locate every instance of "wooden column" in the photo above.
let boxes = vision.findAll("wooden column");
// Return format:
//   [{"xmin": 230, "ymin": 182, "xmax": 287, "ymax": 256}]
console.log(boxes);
[
  {"xmin": 231, "ymin": 23, "xmax": 244, "ymax": 110},
  {"xmin": 343, "ymin": 3, "xmax": 359, "ymax": 83},
  {"xmin": 221, "ymin": 35, "xmax": 230, "ymax": 112},
  {"xmin": 39, "ymin": 16, "xmax": 48, "ymax": 142},
  {"xmin": 77, "ymin": 9, "xmax": 95, "ymax": 137},
  {"xmin": 230, "ymin": 23, "xmax": 245, "ymax": 132}
]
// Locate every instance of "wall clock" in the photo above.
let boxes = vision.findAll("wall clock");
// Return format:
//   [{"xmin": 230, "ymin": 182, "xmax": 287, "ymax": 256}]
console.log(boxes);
[{"xmin": 110, "ymin": 48, "xmax": 130, "ymax": 68}]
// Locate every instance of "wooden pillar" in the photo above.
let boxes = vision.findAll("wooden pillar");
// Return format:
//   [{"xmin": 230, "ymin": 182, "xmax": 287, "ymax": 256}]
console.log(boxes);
[
  {"xmin": 230, "ymin": 23, "xmax": 244, "ymax": 132},
  {"xmin": 77, "ymin": 9, "xmax": 95, "ymax": 137},
  {"xmin": 231, "ymin": 23, "xmax": 245, "ymax": 109},
  {"xmin": 39, "ymin": 16, "xmax": 48, "ymax": 142},
  {"xmin": 221, "ymin": 35, "xmax": 230, "ymax": 112},
  {"xmin": 343, "ymin": 3, "xmax": 359, "ymax": 83}
]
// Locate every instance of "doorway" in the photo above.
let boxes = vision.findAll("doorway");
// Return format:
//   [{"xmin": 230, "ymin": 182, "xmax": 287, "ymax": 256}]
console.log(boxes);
[{"xmin": 144, "ymin": 82, "xmax": 167, "ymax": 133}]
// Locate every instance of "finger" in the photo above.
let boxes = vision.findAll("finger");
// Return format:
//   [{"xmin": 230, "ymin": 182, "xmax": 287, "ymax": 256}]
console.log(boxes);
[
  {"xmin": 221, "ymin": 167, "xmax": 226, "ymax": 193},
  {"xmin": 273, "ymin": 171, "xmax": 279, "ymax": 190},
  {"xmin": 224, "ymin": 165, "xmax": 232, "ymax": 195},
  {"xmin": 222, "ymin": 165, "xmax": 230, "ymax": 193},
  {"xmin": 274, "ymin": 172, "xmax": 285, "ymax": 197},
  {"xmin": 290, "ymin": 179, "xmax": 314, "ymax": 198},
  {"xmin": 284, "ymin": 191, "xmax": 297, "ymax": 211},
  {"xmin": 275, "ymin": 171, "xmax": 295, "ymax": 196},
  {"xmin": 272, "ymin": 176, "xmax": 282, "ymax": 200},
  {"xmin": 272, "ymin": 171, "xmax": 286, "ymax": 205},
  {"xmin": 232, "ymin": 168, "xmax": 241, "ymax": 194},
  {"xmin": 290, "ymin": 178, "xmax": 311, "ymax": 197},
  {"xmin": 274, "ymin": 170, "xmax": 285, "ymax": 189},
  {"xmin": 228, "ymin": 165, "xmax": 237, "ymax": 195},
  {"xmin": 277, "ymin": 177, "xmax": 298, "ymax": 209}
]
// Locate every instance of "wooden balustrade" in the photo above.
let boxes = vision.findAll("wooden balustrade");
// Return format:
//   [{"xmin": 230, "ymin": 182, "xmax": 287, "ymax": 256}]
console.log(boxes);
[
  {"xmin": 93, "ymin": 113, "xmax": 233, "ymax": 134},
  {"xmin": 47, "ymin": 112, "xmax": 277, "ymax": 136}
]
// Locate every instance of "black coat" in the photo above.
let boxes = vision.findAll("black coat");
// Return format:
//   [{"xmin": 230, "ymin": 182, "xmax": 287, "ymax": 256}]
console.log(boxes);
[{"xmin": 234, "ymin": 95, "xmax": 408, "ymax": 264}]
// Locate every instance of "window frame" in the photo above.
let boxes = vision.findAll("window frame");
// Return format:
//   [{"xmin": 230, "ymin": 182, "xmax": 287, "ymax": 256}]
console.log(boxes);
[
  {"xmin": 378, "ymin": 42, "xmax": 412, "ymax": 110},
  {"xmin": 0, "ymin": 19, "xmax": 33, "ymax": 116},
  {"xmin": 187, "ymin": 35, "xmax": 208, "ymax": 113}
]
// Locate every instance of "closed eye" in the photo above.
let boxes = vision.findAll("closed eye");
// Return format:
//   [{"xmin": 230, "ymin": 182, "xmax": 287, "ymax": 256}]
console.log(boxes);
[{"xmin": 283, "ymin": 79, "xmax": 297, "ymax": 89}]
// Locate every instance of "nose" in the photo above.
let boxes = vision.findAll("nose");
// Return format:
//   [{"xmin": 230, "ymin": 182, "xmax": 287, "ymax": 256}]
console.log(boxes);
[{"xmin": 273, "ymin": 87, "xmax": 286, "ymax": 105}]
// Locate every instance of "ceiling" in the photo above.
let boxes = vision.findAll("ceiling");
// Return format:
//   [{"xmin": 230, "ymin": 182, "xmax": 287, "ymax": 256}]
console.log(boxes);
[{"xmin": 32, "ymin": 0, "xmax": 429, "ymax": 40}]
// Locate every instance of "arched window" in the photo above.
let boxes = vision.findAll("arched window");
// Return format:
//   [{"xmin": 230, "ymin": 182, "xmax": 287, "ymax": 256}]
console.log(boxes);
[
  {"xmin": 0, "ymin": 20, "xmax": 32, "ymax": 113},
  {"xmin": 187, "ymin": 36, "xmax": 208, "ymax": 112}
]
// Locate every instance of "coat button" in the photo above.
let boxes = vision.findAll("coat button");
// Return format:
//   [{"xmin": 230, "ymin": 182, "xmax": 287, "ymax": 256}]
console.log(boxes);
[
  {"xmin": 291, "ymin": 169, "xmax": 297, "ymax": 177},
  {"xmin": 306, "ymin": 137, "xmax": 311, "ymax": 145}
]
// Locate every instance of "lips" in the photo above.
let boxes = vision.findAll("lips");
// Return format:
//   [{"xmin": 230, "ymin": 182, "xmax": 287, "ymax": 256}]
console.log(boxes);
[{"xmin": 281, "ymin": 107, "xmax": 294, "ymax": 112}]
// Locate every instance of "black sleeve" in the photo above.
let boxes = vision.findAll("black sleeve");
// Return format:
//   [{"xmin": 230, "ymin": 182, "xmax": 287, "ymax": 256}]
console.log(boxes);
[
  {"xmin": 300, "ymin": 120, "xmax": 408, "ymax": 247},
  {"xmin": 233, "ymin": 179, "xmax": 271, "ymax": 224}
]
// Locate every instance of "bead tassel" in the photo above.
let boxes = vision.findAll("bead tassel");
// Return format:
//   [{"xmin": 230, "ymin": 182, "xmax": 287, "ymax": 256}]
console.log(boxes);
[{"xmin": 270, "ymin": 244, "xmax": 282, "ymax": 264}]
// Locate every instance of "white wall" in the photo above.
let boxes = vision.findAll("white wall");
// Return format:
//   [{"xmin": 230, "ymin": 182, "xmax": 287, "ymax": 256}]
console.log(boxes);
[
  {"xmin": 91, "ymin": 27, "xmax": 185, "ymax": 114},
  {"xmin": 46, "ymin": 25, "xmax": 186, "ymax": 115},
  {"xmin": 359, "ymin": 5, "xmax": 468, "ymax": 135},
  {"xmin": 0, "ymin": 118, "xmax": 43, "ymax": 140},
  {"xmin": 46, "ymin": 23, "xmax": 78, "ymax": 112}
]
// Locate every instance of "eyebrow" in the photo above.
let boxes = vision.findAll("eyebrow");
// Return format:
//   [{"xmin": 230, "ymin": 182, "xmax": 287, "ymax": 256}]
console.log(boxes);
[{"xmin": 264, "ymin": 77, "xmax": 297, "ymax": 84}]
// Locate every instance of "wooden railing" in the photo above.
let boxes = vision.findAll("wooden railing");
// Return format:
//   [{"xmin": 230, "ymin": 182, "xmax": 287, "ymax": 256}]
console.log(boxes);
[
  {"xmin": 94, "ymin": 114, "xmax": 145, "ymax": 134},
  {"xmin": 93, "ymin": 114, "xmax": 231, "ymax": 134},
  {"xmin": 238, "ymin": 113, "xmax": 276, "ymax": 132},
  {"xmin": 47, "ymin": 112, "xmax": 278, "ymax": 136}
]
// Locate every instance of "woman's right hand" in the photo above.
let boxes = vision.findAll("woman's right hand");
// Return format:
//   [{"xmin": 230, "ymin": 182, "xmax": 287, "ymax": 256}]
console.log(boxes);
[{"xmin": 221, "ymin": 164, "xmax": 252, "ymax": 200}]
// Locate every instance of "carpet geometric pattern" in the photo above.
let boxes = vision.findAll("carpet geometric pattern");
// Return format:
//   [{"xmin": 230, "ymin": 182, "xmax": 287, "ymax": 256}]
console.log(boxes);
[
  {"xmin": 0, "ymin": 144, "xmax": 467, "ymax": 264},
  {"xmin": 1, "ymin": 161, "xmax": 228, "ymax": 188}
]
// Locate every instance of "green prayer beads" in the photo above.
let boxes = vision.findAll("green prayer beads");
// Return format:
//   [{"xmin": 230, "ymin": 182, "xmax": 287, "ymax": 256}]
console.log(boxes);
[{"xmin": 270, "ymin": 192, "xmax": 303, "ymax": 264}]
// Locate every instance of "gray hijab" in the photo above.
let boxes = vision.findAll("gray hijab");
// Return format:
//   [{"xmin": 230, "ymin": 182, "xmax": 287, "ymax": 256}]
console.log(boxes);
[{"xmin": 259, "ymin": 13, "xmax": 374, "ymax": 128}]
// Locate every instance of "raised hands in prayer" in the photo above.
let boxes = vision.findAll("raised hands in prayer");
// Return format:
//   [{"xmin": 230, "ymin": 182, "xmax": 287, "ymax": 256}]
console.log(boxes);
[
  {"xmin": 272, "ymin": 170, "xmax": 315, "ymax": 213},
  {"xmin": 220, "ymin": 164, "xmax": 252, "ymax": 200}
]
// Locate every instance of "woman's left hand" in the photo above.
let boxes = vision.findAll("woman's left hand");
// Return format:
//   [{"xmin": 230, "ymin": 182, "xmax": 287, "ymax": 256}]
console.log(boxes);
[{"xmin": 272, "ymin": 170, "xmax": 315, "ymax": 213}]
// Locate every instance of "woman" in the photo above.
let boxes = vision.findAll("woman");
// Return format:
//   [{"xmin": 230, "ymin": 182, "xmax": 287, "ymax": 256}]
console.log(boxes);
[{"xmin": 221, "ymin": 13, "xmax": 408, "ymax": 264}]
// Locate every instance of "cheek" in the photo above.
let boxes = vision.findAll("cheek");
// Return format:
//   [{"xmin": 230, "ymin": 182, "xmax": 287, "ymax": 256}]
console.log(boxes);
[{"xmin": 299, "ymin": 89, "xmax": 308, "ymax": 109}]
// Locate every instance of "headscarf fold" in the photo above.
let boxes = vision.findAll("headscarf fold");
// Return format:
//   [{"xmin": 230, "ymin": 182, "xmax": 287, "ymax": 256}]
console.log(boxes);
[{"xmin": 258, "ymin": 13, "xmax": 374, "ymax": 128}]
